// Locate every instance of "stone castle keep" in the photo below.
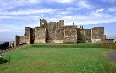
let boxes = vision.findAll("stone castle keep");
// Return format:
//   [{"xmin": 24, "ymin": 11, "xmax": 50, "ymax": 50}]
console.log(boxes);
[{"xmin": 14, "ymin": 19, "xmax": 107, "ymax": 46}]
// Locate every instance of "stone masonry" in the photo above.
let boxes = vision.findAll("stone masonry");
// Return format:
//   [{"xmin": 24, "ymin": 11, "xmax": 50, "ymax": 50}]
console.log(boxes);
[{"xmin": 14, "ymin": 19, "xmax": 108, "ymax": 46}]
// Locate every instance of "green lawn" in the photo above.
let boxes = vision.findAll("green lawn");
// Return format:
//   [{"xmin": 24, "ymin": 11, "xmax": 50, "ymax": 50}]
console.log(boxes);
[{"xmin": 0, "ymin": 44, "xmax": 116, "ymax": 73}]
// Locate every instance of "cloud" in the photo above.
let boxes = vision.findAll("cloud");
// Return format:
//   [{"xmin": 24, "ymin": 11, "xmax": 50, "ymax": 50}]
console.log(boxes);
[
  {"xmin": 108, "ymin": 7, "xmax": 116, "ymax": 12},
  {"xmin": 0, "ymin": 0, "xmax": 41, "ymax": 11},
  {"xmin": 28, "ymin": 0, "xmax": 41, "ymax": 4},
  {"xmin": 96, "ymin": 9, "xmax": 104, "ymax": 12},
  {"xmin": 78, "ymin": 0, "xmax": 92, "ymax": 9},
  {"xmin": 0, "ymin": 23, "xmax": 39, "ymax": 32},
  {"xmin": 44, "ymin": 10, "xmax": 116, "ymax": 25},
  {"xmin": 45, "ymin": 0, "xmax": 73, "ymax": 3},
  {"xmin": 0, "ymin": 24, "xmax": 23, "ymax": 32},
  {"xmin": 0, "ymin": 9, "xmax": 56, "ymax": 15}
]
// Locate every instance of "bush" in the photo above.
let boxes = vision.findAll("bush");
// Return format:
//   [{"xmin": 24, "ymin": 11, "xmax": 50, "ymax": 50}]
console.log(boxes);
[
  {"xmin": 0, "ymin": 56, "xmax": 10, "ymax": 64},
  {"xmin": 0, "ymin": 42, "xmax": 9, "ymax": 50}
]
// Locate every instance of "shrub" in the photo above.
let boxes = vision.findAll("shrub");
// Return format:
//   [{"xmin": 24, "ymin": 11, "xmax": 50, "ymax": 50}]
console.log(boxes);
[
  {"xmin": 0, "ymin": 56, "xmax": 10, "ymax": 64},
  {"xmin": 0, "ymin": 42, "xmax": 9, "ymax": 50}
]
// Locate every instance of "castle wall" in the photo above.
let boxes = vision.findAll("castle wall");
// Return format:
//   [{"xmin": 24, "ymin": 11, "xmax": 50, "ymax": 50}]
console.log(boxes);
[
  {"xmin": 19, "ymin": 36, "xmax": 25, "ymax": 44},
  {"xmin": 102, "ymin": 39, "xmax": 114, "ymax": 43},
  {"xmin": 34, "ymin": 27, "xmax": 46, "ymax": 43},
  {"xmin": 14, "ymin": 19, "xmax": 110, "ymax": 45},
  {"xmin": 47, "ymin": 22, "xmax": 57, "ymax": 43},
  {"xmin": 80, "ymin": 29, "xmax": 91, "ymax": 42},
  {"xmin": 14, "ymin": 35, "xmax": 20, "ymax": 46},
  {"xmin": 55, "ymin": 27, "xmax": 64, "ymax": 43},
  {"xmin": 30, "ymin": 28, "xmax": 35, "ymax": 44},
  {"xmin": 57, "ymin": 20, "xmax": 64, "ymax": 27},
  {"xmin": 91, "ymin": 27, "xmax": 105, "ymax": 43},
  {"xmin": 25, "ymin": 27, "xmax": 31, "ymax": 44},
  {"xmin": 64, "ymin": 25, "xmax": 77, "ymax": 44}
]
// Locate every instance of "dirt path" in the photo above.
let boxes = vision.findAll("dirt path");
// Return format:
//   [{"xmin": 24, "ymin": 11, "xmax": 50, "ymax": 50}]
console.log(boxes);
[{"xmin": 107, "ymin": 51, "xmax": 116, "ymax": 63}]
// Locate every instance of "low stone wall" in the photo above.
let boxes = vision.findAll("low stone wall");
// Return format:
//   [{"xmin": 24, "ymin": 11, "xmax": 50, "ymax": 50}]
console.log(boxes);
[{"xmin": 101, "ymin": 43, "xmax": 116, "ymax": 49}]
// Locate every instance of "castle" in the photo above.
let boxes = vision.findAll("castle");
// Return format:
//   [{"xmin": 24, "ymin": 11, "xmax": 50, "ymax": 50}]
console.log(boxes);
[{"xmin": 14, "ymin": 19, "xmax": 107, "ymax": 46}]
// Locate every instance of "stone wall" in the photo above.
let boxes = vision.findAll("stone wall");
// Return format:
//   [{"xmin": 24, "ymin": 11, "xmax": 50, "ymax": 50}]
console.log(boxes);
[
  {"xmin": 102, "ymin": 39, "xmax": 114, "ymax": 43},
  {"xmin": 55, "ymin": 27, "xmax": 64, "ymax": 43},
  {"xmin": 25, "ymin": 27, "xmax": 31, "ymax": 44},
  {"xmin": 34, "ymin": 27, "xmax": 46, "ymax": 43},
  {"xmin": 14, "ymin": 35, "xmax": 20, "ymax": 46},
  {"xmin": 47, "ymin": 22, "xmax": 57, "ymax": 43},
  {"xmin": 14, "ymin": 19, "xmax": 111, "ymax": 45},
  {"xmin": 64, "ymin": 25, "xmax": 77, "ymax": 44},
  {"xmin": 91, "ymin": 27, "xmax": 105, "ymax": 43},
  {"xmin": 40, "ymin": 19, "xmax": 47, "ymax": 28},
  {"xmin": 19, "ymin": 36, "xmax": 25, "ymax": 44},
  {"xmin": 30, "ymin": 28, "xmax": 35, "ymax": 44},
  {"xmin": 80, "ymin": 29, "xmax": 91, "ymax": 43}
]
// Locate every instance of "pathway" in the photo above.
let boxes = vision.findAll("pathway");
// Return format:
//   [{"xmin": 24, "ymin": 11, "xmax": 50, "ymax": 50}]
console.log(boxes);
[{"xmin": 107, "ymin": 51, "xmax": 116, "ymax": 63}]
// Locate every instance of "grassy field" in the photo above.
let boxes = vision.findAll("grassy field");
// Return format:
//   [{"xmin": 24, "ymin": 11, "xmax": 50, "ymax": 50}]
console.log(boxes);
[{"xmin": 0, "ymin": 43, "xmax": 116, "ymax": 73}]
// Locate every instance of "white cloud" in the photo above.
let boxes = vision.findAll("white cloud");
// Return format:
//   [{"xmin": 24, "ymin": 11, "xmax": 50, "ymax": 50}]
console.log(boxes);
[
  {"xmin": 44, "ymin": 10, "xmax": 116, "ymax": 25},
  {"xmin": 28, "ymin": 0, "xmax": 41, "ymax": 4},
  {"xmin": 0, "ymin": 24, "xmax": 23, "ymax": 32},
  {"xmin": 108, "ymin": 8, "xmax": 116, "ymax": 12},
  {"xmin": 96, "ymin": 9, "xmax": 104, "ymax": 12},
  {"xmin": 0, "ymin": 0, "xmax": 41, "ymax": 11},
  {"xmin": 78, "ymin": 0, "xmax": 91, "ymax": 9},
  {"xmin": 0, "ymin": 9, "xmax": 56, "ymax": 15}
]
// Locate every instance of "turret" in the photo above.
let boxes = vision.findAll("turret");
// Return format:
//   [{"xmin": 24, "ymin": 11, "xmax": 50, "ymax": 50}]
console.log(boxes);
[{"xmin": 40, "ymin": 19, "xmax": 47, "ymax": 28}]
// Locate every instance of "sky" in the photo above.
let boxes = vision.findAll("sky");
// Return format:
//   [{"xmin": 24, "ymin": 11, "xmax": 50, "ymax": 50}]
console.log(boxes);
[{"xmin": 0, "ymin": 0, "xmax": 116, "ymax": 41}]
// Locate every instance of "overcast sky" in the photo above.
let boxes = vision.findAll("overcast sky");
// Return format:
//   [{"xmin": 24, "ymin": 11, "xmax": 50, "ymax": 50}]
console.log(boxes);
[{"xmin": 0, "ymin": 0, "xmax": 116, "ymax": 41}]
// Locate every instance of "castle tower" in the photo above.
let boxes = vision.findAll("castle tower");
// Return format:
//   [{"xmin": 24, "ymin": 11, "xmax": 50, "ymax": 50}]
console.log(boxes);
[
  {"xmin": 82, "ymin": 26, "xmax": 83, "ymax": 29},
  {"xmin": 80, "ymin": 25, "xmax": 83, "ymax": 29},
  {"xmin": 40, "ymin": 19, "xmax": 47, "ymax": 28},
  {"xmin": 14, "ymin": 35, "xmax": 20, "ymax": 46},
  {"xmin": 91, "ymin": 27, "xmax": 105, "ymax": 43},
  {"xmin": 58, "ymin": 20, "xmax": 64, "ymax": 27}
]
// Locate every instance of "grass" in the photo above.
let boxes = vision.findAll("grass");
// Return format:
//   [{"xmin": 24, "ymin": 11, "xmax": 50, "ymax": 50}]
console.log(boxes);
[{"xmin": 0, "ymin": 43, "xmax": 116, "ymax": 73}]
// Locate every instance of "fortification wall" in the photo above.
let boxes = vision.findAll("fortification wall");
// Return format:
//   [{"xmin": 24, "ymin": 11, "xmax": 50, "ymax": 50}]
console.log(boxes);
[
  {"xmin": 19, "ymin": 36, "xmax": 25, "ymax": 44},
  {"xmin": 91, "ymin": 27, "xmax": 105, "ymax": 43},
  {"xmin": 34, "ymin": 27, "xmax": 46, "ymax": 43},
  {"xmin": 47, "ymin": 22, "xmax": 57, "ymax": 43},
  {"xmin": 64, "ymin": 25, "xmax": 77, "ymax": 44},
  {"xmin": 80, "ymin": 29, "xmax": 91, "ymax": 43},
  {"xmin": 25, "ymin": 27, "xmax": 31, "ymax": 44},
  {"xmin": 55, "ymin": 27, "xmax": 64, "ymax": 43},
  {"xmin": 14, "ymin": 35, "xmax": 20, "ymax": 46}
]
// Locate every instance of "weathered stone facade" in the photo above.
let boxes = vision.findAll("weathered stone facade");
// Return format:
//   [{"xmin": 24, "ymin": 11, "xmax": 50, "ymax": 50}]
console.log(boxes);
[
  {"xmin": 91, "ymin": 27, "xmax": 106, "ymax": 43},
  {"xmin": 64, "ymin": 25, "xmax": 77, "ymax": 44},
  {"xmin": 14, "ymin": 19, "xmax": 110, "ymax": 46},
  {"xmin": 35, "ymin": 27, "xmax": 46, "ymax": 43}
]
